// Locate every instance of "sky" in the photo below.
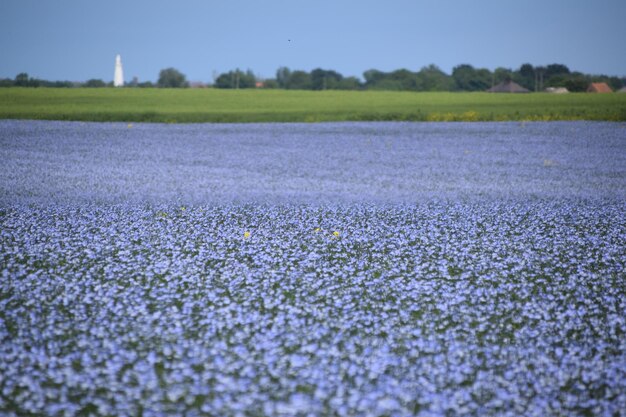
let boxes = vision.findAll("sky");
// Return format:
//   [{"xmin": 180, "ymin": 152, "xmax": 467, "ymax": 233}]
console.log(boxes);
[{"xmin": 1, "ymin": 0, "xmax": 625, "ymax": 83}]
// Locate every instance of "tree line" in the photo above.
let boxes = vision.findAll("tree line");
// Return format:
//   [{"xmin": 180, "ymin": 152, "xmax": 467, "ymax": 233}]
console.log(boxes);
[
  {"xmin": 215, "ymin": 64, "xmax": 624, "ymax": 92},
  {"xmin": 1, "ymin": 64, "xmax": 624, "ymax": 91},
  {"xmin": 0, "ymin": 68, "xmax": 184, "ymax": 89}
]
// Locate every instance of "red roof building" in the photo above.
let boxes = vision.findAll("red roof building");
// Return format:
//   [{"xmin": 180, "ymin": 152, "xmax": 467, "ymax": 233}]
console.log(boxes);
[{"xmin": 587, "ymin": 82, "xmax": 613, "ymax": 93}]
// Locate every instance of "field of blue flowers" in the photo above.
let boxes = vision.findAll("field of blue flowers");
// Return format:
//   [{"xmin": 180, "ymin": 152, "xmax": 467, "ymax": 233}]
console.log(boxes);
[{"xmin": 1, "ymin": 120, "xmax": 625, "ymax": 416}]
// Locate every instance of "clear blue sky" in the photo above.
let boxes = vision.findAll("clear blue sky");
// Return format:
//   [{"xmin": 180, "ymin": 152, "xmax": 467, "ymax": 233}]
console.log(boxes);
[{"xmin": 1, "ymin": 0, "xmax": 624, "ymax": 83}]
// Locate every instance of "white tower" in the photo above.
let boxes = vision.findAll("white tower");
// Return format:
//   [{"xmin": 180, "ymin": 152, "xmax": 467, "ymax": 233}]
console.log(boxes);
[{"xmin": 114, "ymin": 54, "xmax": 124, "ymax": 87}]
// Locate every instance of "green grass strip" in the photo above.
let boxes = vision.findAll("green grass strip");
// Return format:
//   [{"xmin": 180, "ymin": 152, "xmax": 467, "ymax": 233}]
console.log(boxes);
[{"xmin": 1, "ymin": 88, "xmax": 625, "ymax": 123}]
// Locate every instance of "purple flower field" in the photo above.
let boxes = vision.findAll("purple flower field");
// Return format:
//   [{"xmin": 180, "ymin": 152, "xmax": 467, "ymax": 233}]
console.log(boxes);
[
  {"xmin": 1, "ymin": 120, "xmax": 625, "ymax": 416},
  {"xmin": 1, "ymin": 120, "xmax": 625, "ymax": 204}
]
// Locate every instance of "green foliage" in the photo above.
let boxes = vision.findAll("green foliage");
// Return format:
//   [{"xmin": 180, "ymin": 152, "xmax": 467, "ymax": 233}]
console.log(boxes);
[
  {"xmin": 415, "ymin": 64, "xmax": 455, "ymax": 91},
  {"xmin": 335, "ymin": 77, "xmax": 361, "ymax": 90},
  {"xmin": 1, "ymin": 88, "xmax": 624, "ymax": 123},
  {"xmin": 515, "ymin": 63, "xmax": 535, "ymax": 90},
  {"xmin": 285, "ymin": 70, "xmax": 312, "ymax": 90},
  {"xmin": 137, "ymin": 81, "xmax": 155, "ymax": 88},
  {"xmin": 389, "ymin": 69, "xmax": 419, "ymax": 90},
  {"xmin": 562, "ymin": 74, "xmax": 589, "ymax": 92},
  {"xmin": 310, "ymin": 68, "xmax": 343, "ymax": 90},
  {"xmin": 214, "ymin": 69, "xmax": 256, "ymax": 89},
  {"xmin": 85, "ymin": 79, "xmax": 106, "ymax": 88},
  {"xmin": 262, "ymin": 79, "xmax": 279, "ymax": 89},
  {"xmin": 157, "ymin": 68, "xmax": 189, "ymax": 88},
  {"xmin": 493, "ymin": 67, "xmax": 513, "ymax": 84},
  {"xmin": 364, "ymin": 67, "xmax": 455, "ymax": 91},
  {"xmin": 276, "ymin": 67, "xmax": 291, "ymax": 88},
  {"xmin": 452, "ymin": 65, "xmax": 492, "ymax": 91},
  {"xmin": 4, "ymin": 64, "xmax": 624, "ymax": 93},
  {"xmin": 545, "ymin": 64, "xmax": 570, "ymax": 78},
  {"xmin": 368, "ymin": 79, "xmax": 404, "ymax": 91},
  {"xmin": 273, "ymin": 67, "xmax": 359, "ymax": 91},
  {"xmin": 14, "ymin": 73, "xmax": 30, "ymax": 87},
  {"xmin": 363, "ymin": 69, "xmax": 386, "ymax": 86}
]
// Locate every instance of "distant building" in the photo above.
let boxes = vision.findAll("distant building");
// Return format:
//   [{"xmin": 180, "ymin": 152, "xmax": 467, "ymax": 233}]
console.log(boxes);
[
  {"xmin": 189, "ymin": 81, "xmax": 208, "ymax": 88},
  {"xmin": 587, "ymin": 82, "xmax": 612, "ymax": 93},
  {"xmin": 545, "ymin": 87, "xmax": 569, "ymax": 94},
  {"xmin": 114, "ymin": 54, "xmax": 124, "ymax": 87},
  {"xmin": 617, "ymin": 86, "xmax": 626, "ymax": 93},
  {"xmin": 255, "ymin": 81, "xmax": 265, "ymax": 88},
  {"xmin": 486, "ymin": 80, "xmax": 530, "ymax": 93}
]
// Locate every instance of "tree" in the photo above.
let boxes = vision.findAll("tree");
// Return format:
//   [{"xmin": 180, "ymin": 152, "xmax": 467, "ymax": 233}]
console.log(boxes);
[
  {"xmin": 514, "ymin": 63, "xmax": 535, "ymax": 90},
  {"xmin": 14, "ymin": 73, "xmax": 30, "ymax": 87},
  {"xmin": 363, "ymin": 68, "xmax": 419, "ymax": 91},
  {"xmin": 452, "ymin": 65, "xmax": 492, "ymax": 91},
  {"xmin": 335, "ymin": 77, "xmax": 361, "ymax": 90},
  {"xmin": 262, "ymin": 79, "xmax": 279, "ymax": 89},
  {"xmin": 608, "ymin": 76, "xmax": 624, "ymax": 91},
  {"xmin": 157, "ymin": 68, "xmax": 189, "ymax": 88},
  {"xmin": 545, "ymin": 64, "xmax": 570, "ymax": 78},
  {"xmin": 534, "ymin": 66, "xmax": 546, "ymax": 91},
  {"xmin": 85, "ymin": 79, "xmax": 106, "ymax": 88},
  {"xmin": 137, "ymin": 81, "xmax": 154, "ymax": 88},
  {"xmin": 363, "ymin": 69, "xmax": 386, "ymax": 87},
  {"xmin": 213, "ymin": 69, "xmax": 256, "ymax": 89},
  {"xmin": 540, "ymin": 64, "xmax": 571, "ymax": 90},
  {"xmin": 562, "ymin": 72, "xmax": 589, "ymax": 92},
  {"xmin": 518, "ymin": 63, "xmax": 535, "ymax": 78},
  {"xmin": 389, "ymin": 69, "xmax": 418, "ymax": 91},
  {"xmin": 276, "ymin": 67, "xmax": 291, "ymax": 88},
  {"xmin": 310, "ymin": 68, "xmax": 343, "ymax": 90},
  {"xmin": 285, "ymin": 70, "xmax": 312, "ymax": 90},
  {"xmin": 368, "ymin": 79, "xmax": 404, "ymax": 91},
  {"xmin": 214, "ymin": 73, "xmax": 231, "ymax": 88},
  {"xmin": 493, "ymin": 67, "xmax": 513, "ymax": 84},
  {"xmin": 415, "ymin": 64, "xmax": 454, "ymax": 91}
]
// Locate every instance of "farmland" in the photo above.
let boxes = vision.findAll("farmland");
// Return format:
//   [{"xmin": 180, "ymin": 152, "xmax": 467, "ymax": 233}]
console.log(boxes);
[
  {"xmin": 1, "ymin": 120, "xmax": 625, "ymax": 416},
  {"xmin": 1, "ymin": 88, "xmax": 626, "ymax": 123}
]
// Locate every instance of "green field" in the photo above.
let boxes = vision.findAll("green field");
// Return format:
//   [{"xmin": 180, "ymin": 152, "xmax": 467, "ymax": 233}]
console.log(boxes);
[{"xmin": 1, "ymin": 87, "xmax": 625, "ymax": 123}]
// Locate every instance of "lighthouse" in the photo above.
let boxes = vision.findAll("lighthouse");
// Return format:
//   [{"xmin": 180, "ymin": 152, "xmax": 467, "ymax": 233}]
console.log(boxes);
[{"xmin": 114, "ymin": 54, "xmax": 124, "ymax": 87}]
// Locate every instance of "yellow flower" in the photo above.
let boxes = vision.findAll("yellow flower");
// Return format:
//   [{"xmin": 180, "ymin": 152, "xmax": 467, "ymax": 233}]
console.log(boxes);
[
  {"xmin": 333, "ymin": 231, "xmax": 340, "ymax": 237},
  {"xmin": 543, "ymin": 159, "xmax": 557, "ymax": 167},
  {"xmin": 244, "ymin": 231, "xmax": 251, "ymax": 239},
  {"xmin": 314, "ymin": 227, "xmax": 321, "ymax": 232},
  {"xmin": 127, "ymin": 123, "xmax": 133, "ymax": 128}
]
